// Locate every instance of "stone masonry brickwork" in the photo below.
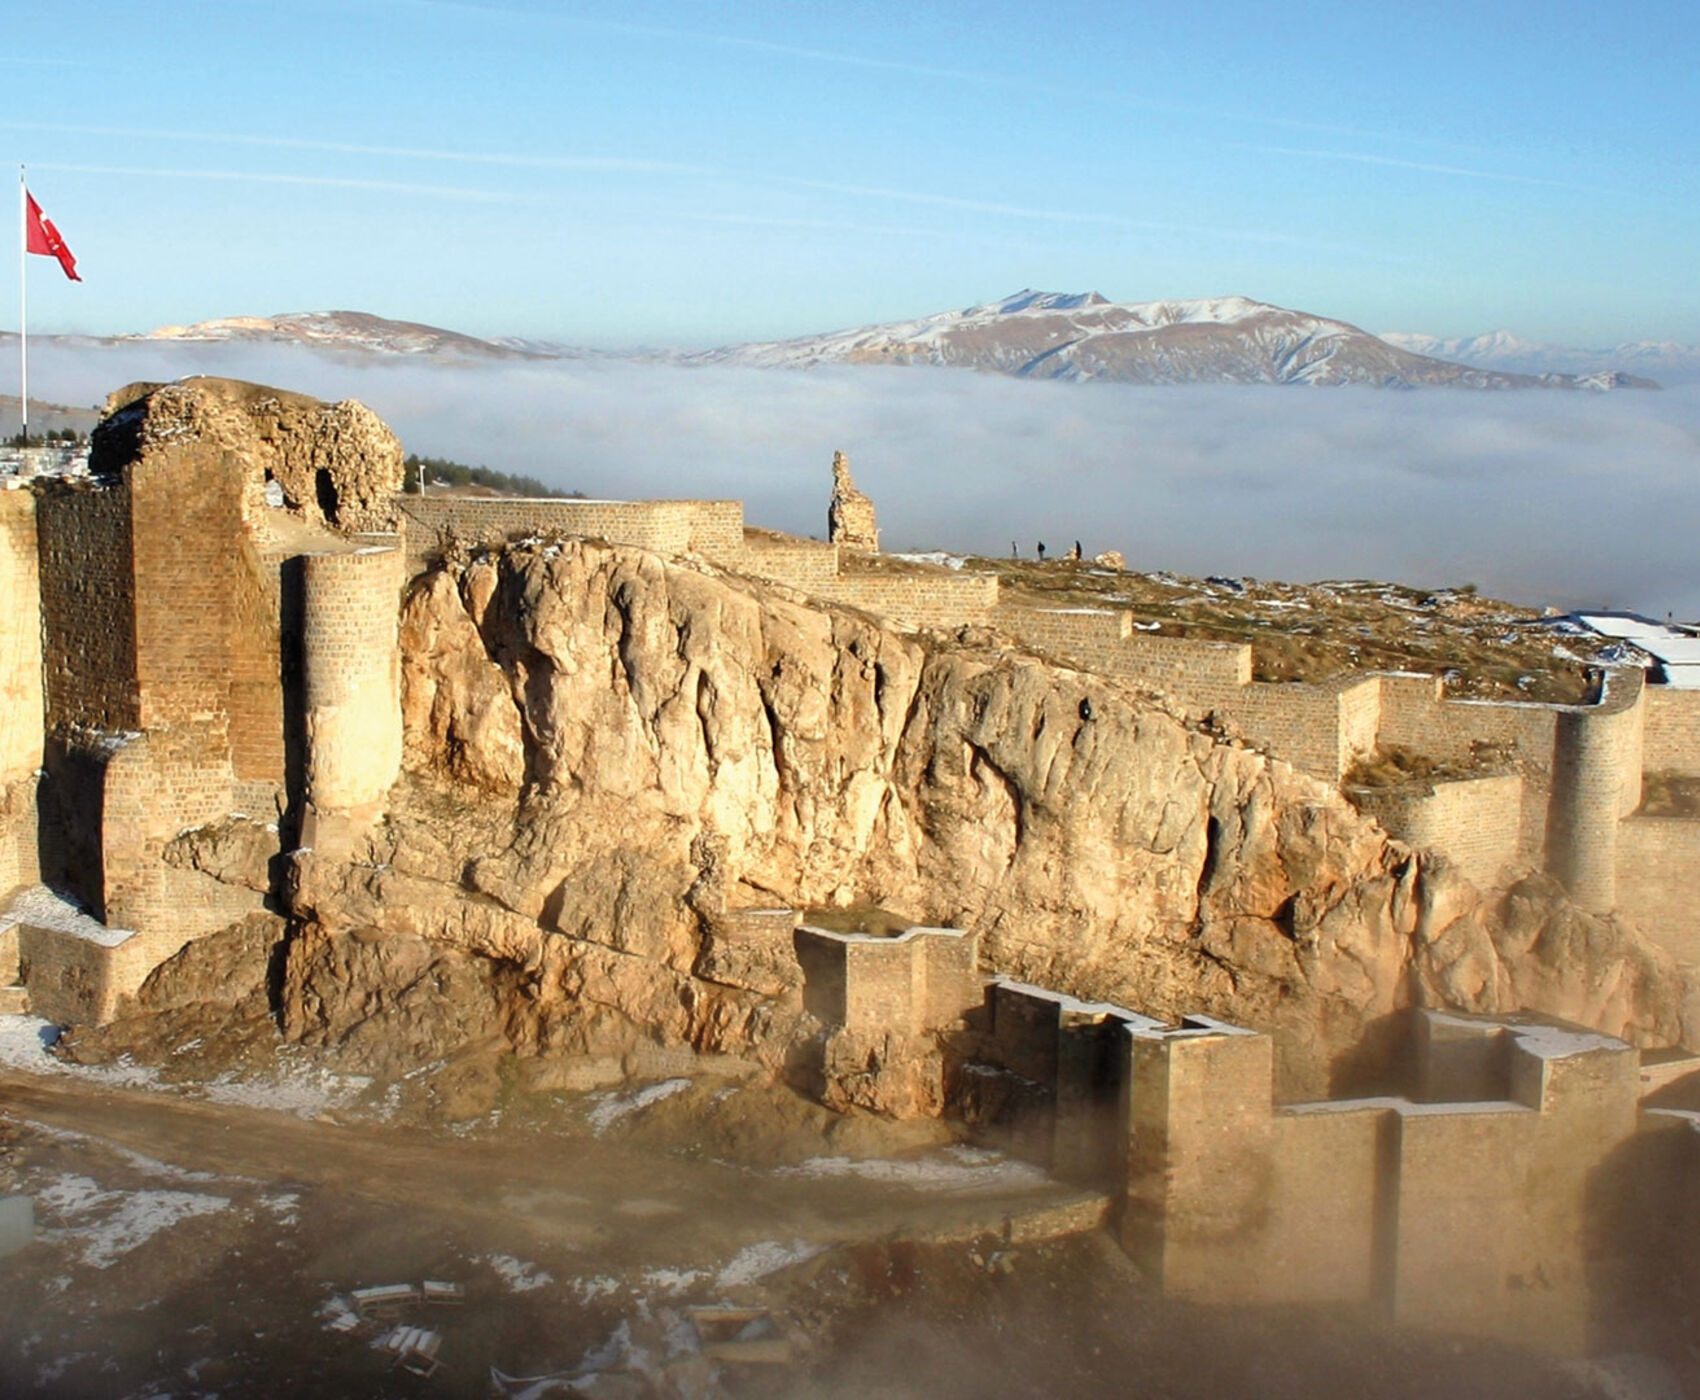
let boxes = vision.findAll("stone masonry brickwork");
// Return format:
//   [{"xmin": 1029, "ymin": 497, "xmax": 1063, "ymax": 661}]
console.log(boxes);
[
  {"xmin": 793, "ymin": 924, "xmax": 981, "ymax": 1037},
  {"xmin": 1349, "ymin": 774, "xmax": 1526, "ymax": 892},
  {"xmin": 396, "ymin": 496, "xmax": 746, "ymax": 576},
  {"xmin": 302, "ymin": 547, "xmax": 404, "ymax": 821},
  {"xmin": 0, "ymin": 489, "xmax": 45, "ymax": 903}
]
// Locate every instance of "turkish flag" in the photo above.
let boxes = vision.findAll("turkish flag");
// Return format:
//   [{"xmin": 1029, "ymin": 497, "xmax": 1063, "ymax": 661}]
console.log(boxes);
[{"xmin": 25, "ymin": 190, "xmax": 80, "ymax": 282}]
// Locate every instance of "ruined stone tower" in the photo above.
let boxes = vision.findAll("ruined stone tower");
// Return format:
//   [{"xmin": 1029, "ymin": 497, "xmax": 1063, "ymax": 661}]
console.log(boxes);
[{"xmin": 827, "ymin": 450, "xmax": 878, "ymax": 552}]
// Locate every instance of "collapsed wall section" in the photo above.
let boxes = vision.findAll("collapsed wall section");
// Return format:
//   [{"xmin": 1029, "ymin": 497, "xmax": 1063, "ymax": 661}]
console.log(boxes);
[{"xmin": 98, "ymin": 731, "xmax": 263, "ymax": 966}]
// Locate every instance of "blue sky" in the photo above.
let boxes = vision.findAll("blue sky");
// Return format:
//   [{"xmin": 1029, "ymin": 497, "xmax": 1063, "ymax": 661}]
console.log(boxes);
[{"xmin": 6, "ymin": 0, "xmax": 1698, "ymax": 346}]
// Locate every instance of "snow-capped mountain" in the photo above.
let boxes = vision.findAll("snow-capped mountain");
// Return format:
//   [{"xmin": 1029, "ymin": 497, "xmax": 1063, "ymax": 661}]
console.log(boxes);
[
  {"xmin": 100, "ymin": 298, "xmax": 1670, "ymax": 390},
  {"xmin": 127, "ymin": 311, "xmax": 548, "ymax": 360},
  {"xmin": 1382, "ymin": 329, "xmax": 1691, "ymax": 385},
  {"xmin": 678, "ymin": 291, "xmax": 1656, "ymax": 389}
]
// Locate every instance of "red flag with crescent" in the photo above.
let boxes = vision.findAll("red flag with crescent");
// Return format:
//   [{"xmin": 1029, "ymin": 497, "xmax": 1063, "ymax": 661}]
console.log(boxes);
[{"xmin": 25, "ymin": 190, "xmax": 80, "ymax": 281}]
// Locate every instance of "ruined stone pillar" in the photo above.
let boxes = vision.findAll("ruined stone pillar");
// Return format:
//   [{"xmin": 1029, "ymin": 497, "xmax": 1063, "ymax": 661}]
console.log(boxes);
[
  {"xmin": 827, "ymin": 450, "xmax": 879, "ymax": 552},
  {"xmin": 301, "ymin": 546, "xmax": 403, "ymax": 836}
]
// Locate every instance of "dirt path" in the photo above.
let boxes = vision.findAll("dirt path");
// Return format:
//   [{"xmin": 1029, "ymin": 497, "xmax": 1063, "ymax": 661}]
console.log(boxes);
[{"xmin": 0, "ymin": 1070, "xmax": 1097, "ymax": 1270}]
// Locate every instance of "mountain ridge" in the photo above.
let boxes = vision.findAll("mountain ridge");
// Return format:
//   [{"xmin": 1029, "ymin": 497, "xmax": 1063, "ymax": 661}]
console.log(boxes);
[
  {"xmin": 105, "ymin": 296, "xmax": 1666, "ymax": 390},
  {"xmin": 673, "ymin": 289, "xmax": 1660, "ymax": 390},
  {"xmin": 1381, "ymin": 328, "xmax": 1699, "ymax": 385}
]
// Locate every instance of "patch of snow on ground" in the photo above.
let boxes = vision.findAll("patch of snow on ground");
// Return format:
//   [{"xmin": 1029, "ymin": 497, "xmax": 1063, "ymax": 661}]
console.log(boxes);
[
  {"xmin": 102, "ymin": 1142, "xmax": 222, "ymax": 1185},
  {"xmin": 261, "ymin": 1192, "xmax": 301, "ymax": 1226},
  {"xmin": 889, "ymin": 551, "xmax": 966, "ymax": 570},
  {"xmin": 318, "ymin": 1294, "xmax": 362, "ymax": 1333},
  {"xmin": 482, "ymin": 1253, "xmax": 554, "ymax": 1293},
  {"xmin": 200, "ymin": 1064, "xmax": 372, "ymax": 1119},
  {"xmin": 566, "ymin": 1274, "xmax": 621, "ymax": 1303},
  {"xmin": 775, "ymin": 1149, "xmax": 1048, "ymax": 1192},
  {"xmin": 37, "ymin": 1172, "xmax": 230, "ymax": 1268},
  {"xmin": 0, "ymin": 1016, "xmax": 152, "ymax": 1089},
  {"xmin": 640, "ymin": 1267, "xmax": 706, "ymax": 1296},
  {"xmin": 715, "ymin": 1239, "xmax": 824, "ymax": 1288},
  {"xmin": 586, "ymin": 1078, "xmax": 691, "ymax": 1134}
]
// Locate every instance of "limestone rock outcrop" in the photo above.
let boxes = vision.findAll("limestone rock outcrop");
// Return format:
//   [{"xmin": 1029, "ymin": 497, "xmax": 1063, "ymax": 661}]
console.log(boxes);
[
  {"xmin": 279, "ymin": 536, "xmax": 1692, "ymax": 1100},
  {"xmin": 91, "ymin": 377, "xmax": 402, "ymax": 532},
  {"xmin": 827, "ymin": 450, "xmax": 878, "ymax": 551}
]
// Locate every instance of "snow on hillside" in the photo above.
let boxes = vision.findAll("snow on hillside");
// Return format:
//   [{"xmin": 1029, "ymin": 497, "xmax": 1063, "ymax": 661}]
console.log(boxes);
[
  {"xmin": 1383, "ymin": 329, "xmax": 1695, "ymax": 385},
  {"xmin": 673, "ymin": 289, "xmax": 1639, "ymax": 389}
]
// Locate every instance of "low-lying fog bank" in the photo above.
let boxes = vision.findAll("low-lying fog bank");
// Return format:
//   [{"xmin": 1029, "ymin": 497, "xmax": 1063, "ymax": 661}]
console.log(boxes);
[{"xmin": 23, "ymin": 339, "xmax": 1700, "ymax": 618}]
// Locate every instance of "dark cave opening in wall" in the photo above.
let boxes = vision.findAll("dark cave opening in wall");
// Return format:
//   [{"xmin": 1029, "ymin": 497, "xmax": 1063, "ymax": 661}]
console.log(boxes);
[{"xmin": 315, "ymin": 468, "xmax": 339, "ymax": 521}]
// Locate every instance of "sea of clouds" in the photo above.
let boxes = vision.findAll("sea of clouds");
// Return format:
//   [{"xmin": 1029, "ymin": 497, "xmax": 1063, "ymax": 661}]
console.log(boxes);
[{"xmin": 22, "ymin": 339, "xmax": 1700, "ymax": 619}]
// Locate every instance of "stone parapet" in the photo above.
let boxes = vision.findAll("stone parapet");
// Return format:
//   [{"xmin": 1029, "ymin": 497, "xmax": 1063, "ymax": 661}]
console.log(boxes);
[
  {"xmin": 396, "ymin": 496, "xmax": 748, "ymax": 576},
  {"xmin": 794, "ymin": 923, "xmax": 980, "ymax": 1037}
]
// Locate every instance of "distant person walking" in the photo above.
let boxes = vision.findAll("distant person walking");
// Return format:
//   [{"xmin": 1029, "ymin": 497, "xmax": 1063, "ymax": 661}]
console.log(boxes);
[{"xmin": 1036, "ymin": 541, "xmax": 1046, "ymax": 561}]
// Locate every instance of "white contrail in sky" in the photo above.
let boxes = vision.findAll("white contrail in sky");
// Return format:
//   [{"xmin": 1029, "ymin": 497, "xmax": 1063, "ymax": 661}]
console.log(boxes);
[
  {"xmin": 1241, "ymin": 145, "xmax": 1593, "ymax": 192},
  {"xmin": 12, "ymin": 119, "xmax": 1356, "ymax": 252},
  {"xmin": 32, "ymin": 162, "xmax": 527, "ymax": 203},
  {"xmin": 3, "ymin": 122, "xmax": 713, "ymax": 176},
  {"xmin": 360, "ymin": 0, "xmax": 1524, "ymax": 158}
]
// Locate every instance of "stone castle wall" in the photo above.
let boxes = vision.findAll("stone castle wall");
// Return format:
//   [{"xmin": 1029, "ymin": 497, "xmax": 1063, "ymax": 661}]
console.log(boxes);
[
  {"xmin": 740, "ymin": 533, "xmax": 841, "ymax": 590},
  {"xmin": 97, "ymin": 730, "xmax": 261, "ymax": 962},
  {"xmin": 35, "ymin": 480, "xmax": 139, "ymax": 732},
  {"xmin": 0, "ymin": 490, "xmax": 44, "ymax": 901},
  {"xmin": 1643, "ymin": 686, "xmax": 1700, "ymax": 775},
  {"xmin": 1547, "ymin": 671, "xmax": 1645, "ymax": 912},
  {"xmin": 797, "ymin": 937, "xmax": 1662, "ymax": 1355},
  {"xmin": 1616, "ymin": 817, "xmax": 1700, "ymax": 964},
  {"xmin": 1350, "ymin": 773, "xmax": 1526, "ymax": 891},
  {"xmin": 15, "ymin": 923, "xmax": 153, "ymax": 1025},
  {"xmin": 812, "ymin": 572, "xmax": 1001, "ymax": 631},
  {"xmin": 396, "ymin": 496, "xmax": 746, "ymax": 574},
  {"xmin": 793, "ymin": 924, "xmax": 980, "ymax": 1037},
  {"xmin": 1120, "ymin": 1010, "xmax": 1642, "ymax": 1354},
  {"xmin": 6, "ymin": 382, "xmax": 411, "ymax": 1023},
  {"xmin": 0, "ymin": 491, "xmax": 44, "ymax": 784},
  {"xmin": 129, "ymin": 444, "xmax": 245, "ymax": 731}
]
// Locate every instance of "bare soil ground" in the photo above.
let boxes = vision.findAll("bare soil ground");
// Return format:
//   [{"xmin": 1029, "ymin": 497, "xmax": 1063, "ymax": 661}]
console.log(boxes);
[{"xmin": 0, "ymin": 1036, "xmax": 1656, "ymax": 1400}]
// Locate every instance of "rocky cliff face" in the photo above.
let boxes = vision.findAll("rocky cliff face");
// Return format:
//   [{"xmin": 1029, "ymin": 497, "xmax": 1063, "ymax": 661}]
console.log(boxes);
[{"xmin": 280, "ymin": 538, "xmax": 1693, "ymax": 1101}]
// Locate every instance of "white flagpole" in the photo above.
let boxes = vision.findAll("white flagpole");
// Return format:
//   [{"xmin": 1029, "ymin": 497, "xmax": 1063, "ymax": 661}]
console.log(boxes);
[{"xmin": 18, "ymin": 165, "xmax": 26, "ymax": 447}]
